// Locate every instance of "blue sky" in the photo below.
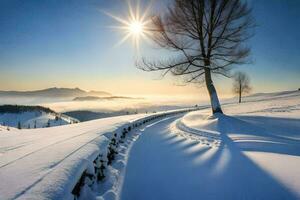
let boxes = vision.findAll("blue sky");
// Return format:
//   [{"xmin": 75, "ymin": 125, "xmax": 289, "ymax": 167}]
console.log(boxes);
[{"xmin": 0, "ymin": 0, "xmax": 299, "ymax": 96}]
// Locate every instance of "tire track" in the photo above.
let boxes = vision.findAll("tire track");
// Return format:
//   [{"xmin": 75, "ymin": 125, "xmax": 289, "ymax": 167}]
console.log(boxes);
[{"xmin": 0, "ymin": 127, "xmax": 104, "ymax": 169}]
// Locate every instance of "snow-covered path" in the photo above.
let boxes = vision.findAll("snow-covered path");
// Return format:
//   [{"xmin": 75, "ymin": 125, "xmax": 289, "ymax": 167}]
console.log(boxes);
[{"xmin": 120, "ymin": 113, "xmax": 300, "ymax": 200}]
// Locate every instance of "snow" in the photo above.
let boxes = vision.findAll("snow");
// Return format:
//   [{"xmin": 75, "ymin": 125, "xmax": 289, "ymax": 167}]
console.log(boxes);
[
  {"xmin": 1, "ymin": 90, "xmax": 300, "ymax": 200},
  {"xmin": 0, "ymin": 111, "xmax": 78, "ymax": 129},
  {"xmin": 0, "ymin": 108, "xmax": 193, "ymax": 200},
  {"xmin": 0, "ymin": 125, "xmax": 8, "ymax": 132},
  {"xmin": 119, "ymin": 90, "xmax": 300, "ymax": 200},
  {"xmin": 223, "ymin": 89, "xmax": 300, "ymax": 118},
  {"xmin": 0, "ymin": 115, "xmax": 137, "ymax": 200}
]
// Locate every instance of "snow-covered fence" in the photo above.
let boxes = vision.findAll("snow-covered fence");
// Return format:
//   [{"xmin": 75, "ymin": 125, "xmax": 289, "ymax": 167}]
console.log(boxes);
[
  {"xmin": 60, "ymin": 113, "xmax": 80, "ymax": 124},
  {"xmin": 70, "ymin": 108, "xmax": 197, "ymax": 200}
]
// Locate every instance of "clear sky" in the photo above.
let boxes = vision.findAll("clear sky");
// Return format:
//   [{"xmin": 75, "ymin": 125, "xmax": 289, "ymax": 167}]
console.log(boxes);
[{"xmin": 0, "ymin": 0, "xmax": 299, "ymax": 98}]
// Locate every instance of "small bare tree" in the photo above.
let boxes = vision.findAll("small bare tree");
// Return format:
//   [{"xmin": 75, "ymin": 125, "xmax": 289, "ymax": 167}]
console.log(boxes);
[
  {"xmin": 232, "ymin": 71, "xmax": 251, "ymax": 103},
  {"xmin": 138, "ymin": 0, "xmax": 254, "ymax": 114}
]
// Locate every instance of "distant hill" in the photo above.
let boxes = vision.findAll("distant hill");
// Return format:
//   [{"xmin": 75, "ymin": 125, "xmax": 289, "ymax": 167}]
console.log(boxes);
[
  {"xmin": 0, "ymin": 105, "xmax": 55, "ymax": 114},
  {"xmin": 245, "ymin": 90, "xmax": 300, "ymax": 98},
  {"xmin": 224, "ymin": 89, "xmax": 300, "ymax": 105},
  {"xmin": 63, "ymin": 110, "xmax": 131, "ymax": 122},
  {"xmin": 239, "ymin": 90, "xmax": 300, "ymax": 103},
  {"xmin": 0, "ymin": 87, "xmax": 111, "ymax": 98},
  {"xmin": 64, "ymin": 106, "xmax": 187, "ymax": 122},
  {"xmin": 0, "ymin": 105, "xmax": 79, "ymax": 129}
]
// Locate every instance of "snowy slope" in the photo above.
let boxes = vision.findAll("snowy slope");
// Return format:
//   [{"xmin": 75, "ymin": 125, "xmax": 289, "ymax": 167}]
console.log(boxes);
[
  {"xmin": 224, "ymin": 90, "xmax": 300, "ymax": 118},
  {"xmin": 0, "ymin": 111, "xmax": 78, "ymax": 129},
  {"xmin": 0, "ymin": 125, "xmax": 9, "ymax": 132},
  {"xmin": 0, "ymin": 125, "xmax": 6, "ymax": 131},
  {"xmin": 0, "ymin": 108, "xmax": 194, "ymax": 200}
]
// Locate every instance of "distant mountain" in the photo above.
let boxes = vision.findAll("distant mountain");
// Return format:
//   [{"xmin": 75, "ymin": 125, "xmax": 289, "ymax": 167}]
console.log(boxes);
[
  {"xmin": 87, "ymin": 90, "xmax": 111, "ymax": 97},
  {"xmin": 73, "ymin": 96, "xmax": 142, "ymax": 101},
  {"xmin": 73, "ymin": 96, "xmax": 102, "ymax": 101},
  {"xmin": 0, "ymin": 87, "xmax": 111, "ymax": 98}
]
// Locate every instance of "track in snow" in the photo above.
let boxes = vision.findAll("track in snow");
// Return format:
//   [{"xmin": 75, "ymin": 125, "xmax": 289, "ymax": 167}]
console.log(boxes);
[{"xmin": 0, "ymin": 128, "xmax": 101, "ymax": 169}]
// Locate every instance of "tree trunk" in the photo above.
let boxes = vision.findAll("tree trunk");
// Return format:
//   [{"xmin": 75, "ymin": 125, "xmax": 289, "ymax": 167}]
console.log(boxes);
[
  {"xmin": 204, "ymin": 68, "xmax": 223, "ymax": 114},
  {"xmin": 239, "ymin": 83, "xmax": 242, "ymax": 103}
]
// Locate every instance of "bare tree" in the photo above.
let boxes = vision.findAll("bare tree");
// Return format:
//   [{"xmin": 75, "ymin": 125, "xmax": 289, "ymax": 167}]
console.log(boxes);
[
  {"xmin": 232, "ymin": 71, "xmax": 251, "ymax": 103},
  {"xmin": 138, "ymin": 0, "xmax": 254, "ymax": 114}
]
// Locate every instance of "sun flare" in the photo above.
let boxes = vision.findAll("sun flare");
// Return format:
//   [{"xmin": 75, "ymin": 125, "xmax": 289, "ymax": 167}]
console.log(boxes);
[
  {"xmin": 129, "ymin": 20, "xmax": 144, "ymax": 35},
  {"xmin": 103, "ymin": 0, "xmax": 152, "ymax": 50}
]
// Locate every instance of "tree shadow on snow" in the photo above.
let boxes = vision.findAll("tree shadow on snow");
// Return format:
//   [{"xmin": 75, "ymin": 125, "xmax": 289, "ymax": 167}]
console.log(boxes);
[
  {"xmin": 120, "ymin": 115, "xmax": 300, "ymax": 200},
  {"xmin": 198, "ymin": 114, "xmax": 300, "ymax": 199},
  {"xmin": 160, "ymin": 115, "xmax": 300, "ymax": 199},
  {"xmin": 218, "ymin": 115, "xmax": 300, "ymax": 156},
  {"xmin": 236, "ymin": 115, "xmax": 300, "ymax": 140}
]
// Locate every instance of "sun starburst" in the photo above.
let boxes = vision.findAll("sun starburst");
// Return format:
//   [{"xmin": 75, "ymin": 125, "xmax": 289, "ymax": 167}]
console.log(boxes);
[{"xmin": 103, "ymin": 0, "xmax": 153, "ymax": 51}]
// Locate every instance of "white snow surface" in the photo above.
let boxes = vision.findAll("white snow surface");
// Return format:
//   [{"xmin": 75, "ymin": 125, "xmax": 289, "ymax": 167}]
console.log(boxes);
[
  {"xmin": 119, "ymin": 90, "xmax": 300, "ymax": 200},
  {"xmin": 0, "ymin": 108, "xmax": 192, "ymax": 200},
  {"xmin": 0, "ymin": 125, "xmax": 7, "ymax": 131}
]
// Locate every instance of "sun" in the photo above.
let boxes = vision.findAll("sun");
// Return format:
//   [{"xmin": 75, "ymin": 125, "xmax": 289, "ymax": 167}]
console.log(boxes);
[
  {"xmin": 102, "ymin": 0, "xmax": 152, "ymax": 50},
  {"xmin": 129, "ymin": 20, "xmax": 144, "ymax": 35}
]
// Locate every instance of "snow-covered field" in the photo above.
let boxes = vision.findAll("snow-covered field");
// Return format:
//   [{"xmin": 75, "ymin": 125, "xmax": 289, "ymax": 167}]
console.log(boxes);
[
  {"xmin": 223, "ymin": 90, "xmax": 300, "ymax": 118},
  {"xmin": 0, "ymin": 90, "xmax": 299, "ymax": 200}
]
